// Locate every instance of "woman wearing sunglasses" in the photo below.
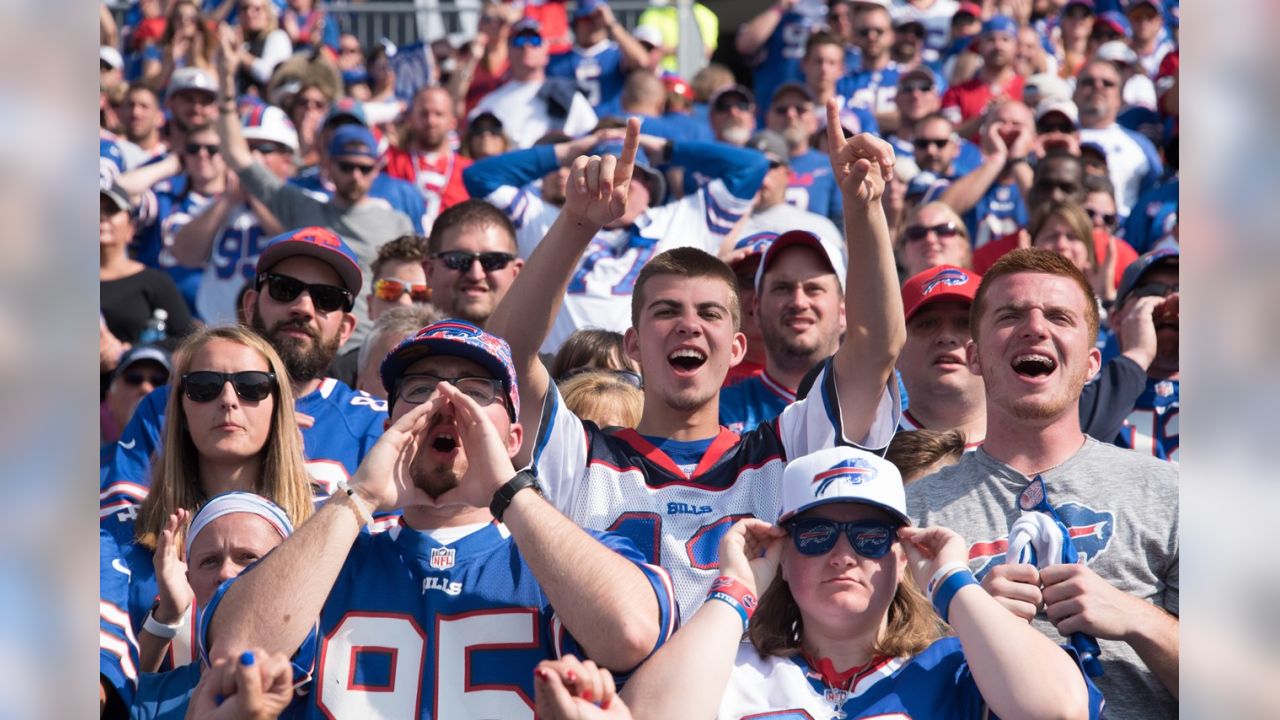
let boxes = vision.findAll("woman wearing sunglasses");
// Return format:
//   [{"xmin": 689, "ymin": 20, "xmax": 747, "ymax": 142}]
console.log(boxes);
[
  {"xmin": 619, "ymin": 446, "xmax": 1102, "ymax": 719},
  {"xmin": 102, "ymin": 325, "xmax": 314, "ymax": 676},
  {"xmin": 895, "ymin": 201, "xmax": 973, "ymax": 280}
]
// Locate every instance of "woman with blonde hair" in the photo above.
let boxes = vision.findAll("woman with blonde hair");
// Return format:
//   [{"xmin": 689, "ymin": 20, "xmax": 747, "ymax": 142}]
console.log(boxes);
[
  {"xmin": 617, "ymin": 446, "xmax": 1102, "ymax": 719},
  {"xmin": 896, "ymin": 201, "xmax": 973, "ymax": 281},
  {"xmin": 558, "ymin": 370, "xmax": 644, "ymax": 430},
  {"xmin": 229, "ymin": 0, "xmax": 293, "ymax": 94},
  {"xmin": 1028, "ymin": 200, "xmax": 1117, "ymax": 304},
  {"xmin": 102, "ymin": 325, "xmax": 314, "ymax": 673}
]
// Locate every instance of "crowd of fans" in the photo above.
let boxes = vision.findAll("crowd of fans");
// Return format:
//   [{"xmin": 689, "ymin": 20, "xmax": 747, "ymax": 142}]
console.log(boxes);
[{"xmin": 99, "ymin": 0, "xmax": 1178, "ymax": 718}]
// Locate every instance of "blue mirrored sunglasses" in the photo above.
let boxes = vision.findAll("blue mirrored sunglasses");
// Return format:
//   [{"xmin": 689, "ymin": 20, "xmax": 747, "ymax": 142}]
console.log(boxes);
[{"xmin": 788, "ymin": 517, "xmax": 899, "ymax": 558}]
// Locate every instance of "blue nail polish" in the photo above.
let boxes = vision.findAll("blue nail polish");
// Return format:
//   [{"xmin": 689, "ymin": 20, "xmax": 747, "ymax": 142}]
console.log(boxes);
[
  {"xmin": 214, "ymin": 694, "xmax": 224, "ymax": 706},
  {"xmin": 240, "ymin": 650, "xmax": 255, "ymax": 666}
]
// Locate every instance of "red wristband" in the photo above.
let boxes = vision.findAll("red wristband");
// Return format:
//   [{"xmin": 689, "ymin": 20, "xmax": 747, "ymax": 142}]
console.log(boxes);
[{"xmin": 707, "ymin": 576, "xmax": 758, "ymax": 621}]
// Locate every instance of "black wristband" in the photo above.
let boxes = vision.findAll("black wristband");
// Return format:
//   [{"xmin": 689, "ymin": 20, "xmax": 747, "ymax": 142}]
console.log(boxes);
[{"xmin": 490, "ymin": 469, "xmax": 542, "ymax": 522}]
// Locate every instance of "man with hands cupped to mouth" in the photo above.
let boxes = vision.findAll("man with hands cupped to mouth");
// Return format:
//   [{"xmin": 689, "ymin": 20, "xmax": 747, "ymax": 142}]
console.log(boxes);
[{"xmin": 201, "ymin": 320, "xmax": 676, "ymax": 719}]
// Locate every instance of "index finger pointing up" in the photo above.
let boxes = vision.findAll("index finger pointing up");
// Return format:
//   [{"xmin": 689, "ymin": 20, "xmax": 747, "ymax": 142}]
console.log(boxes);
[
  {"xmin": 617, "ymin": 117, "xmax": 641, "ymax": 187},
  {"xmin": 824, "ymin": 97, "xmax": 845, "ymax": 161}
]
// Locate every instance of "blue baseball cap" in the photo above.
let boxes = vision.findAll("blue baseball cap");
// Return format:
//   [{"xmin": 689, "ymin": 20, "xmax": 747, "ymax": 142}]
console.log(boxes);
[
  {"xmin": 573, "ymin": 0, "xmax": 606, "ymax": 22},
  {"xmin": 981, "ymin": 15, "xmax": 1018, "ymax": 37},
  {"xmin": 591, "ymin": 140, "xmax": 667, "ymax": 205},
  {"xmin": 1095, "ymin": 11, "xmax": 1133, "ymax": 38},
  {"xmin": 327, "ymin": 124, "xmax": 379, "ymax": 161},
  {"xmin": 380, "ymin": 320, "xmax": 520, "ymax": 420},
  {"xmin": 1123, "ymin": 0, "xmax": 1162, "ymax": 13},
  {"xmin": 256, "ymin": 227, "xmax": 364, "ymax": 296},
  {"xmin": 323, "ymin": 97, "xmax": 369, "ymax": 129},
  {"xmin": 1116, "ymin": 247, "xmax": 1178, "ymax": 305}
]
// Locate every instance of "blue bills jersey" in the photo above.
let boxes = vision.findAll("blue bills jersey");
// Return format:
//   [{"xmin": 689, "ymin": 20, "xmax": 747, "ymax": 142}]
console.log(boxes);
[
  {"xmin": 1115, "ymin": 377, "xmax": 1179, "ymax": 461},
  {"xmin": 101, "ymin": 379, "xmax": 388, "ymax": 525},
  {"xmin": 132, "ymin": 188, "xmax": 211, "ymax": 313},
  {"xmin": 532, "ymin": 359, "xmax": 900, "ymax": 623},
  {"xmin": 548, "ymin": 41, "xmax": 626, "ymax": 110},
  {"xmin": 719, "ymin": 371, "xmax": 795, "ymax": 435},
  {"xmin": 965, "ymin": 181, "xmax": 1028, "ymax": 250},
  {"xmin": 717, "ymin": 637, "xmax": 1104, "ymax": 719},
  {"xmin": 835, "ymin": 62, "xmax": 903, "ymax": 116},
  {"xmin": 786, "ymin": 149, "xmax": 844, "ymax": 229},
  {"xmin": 198, "ymin": 521, "xmax": 676, "ymax": 719}
]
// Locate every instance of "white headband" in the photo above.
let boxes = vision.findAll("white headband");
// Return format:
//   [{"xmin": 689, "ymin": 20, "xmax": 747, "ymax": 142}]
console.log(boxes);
[{"xmin": 185, "ymin": 491, "xmax": 294, "ymax": 558}]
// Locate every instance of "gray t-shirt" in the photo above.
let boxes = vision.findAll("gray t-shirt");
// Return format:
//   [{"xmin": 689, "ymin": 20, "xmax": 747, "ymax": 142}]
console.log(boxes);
[
  {"xmin": 906, "ymin": 437, "xmax": 1178, "ymax": 720},
  {"xmin": 239, "ymin": 163, "xmax": 414, "ymax": 346}
]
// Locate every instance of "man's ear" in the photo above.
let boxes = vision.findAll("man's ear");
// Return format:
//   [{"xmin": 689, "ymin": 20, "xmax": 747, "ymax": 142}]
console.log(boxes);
[
  {"xmin": 338, "ymin": 312, "xmax": 357, "ymax": 347},
  {"xmin": 966, "ymin": 340, "xmax": 982, "ymax": 376},
  {"xmin": 243, "ymin": 288, "xmax": 259, "ymax": 325},
  {"xmin": 507, "ymin": 422, "xmax": 523, "ymax": 458},
  {"xmin": 623, "ymin": 326, "xmax": 641, "ymax": 366}
]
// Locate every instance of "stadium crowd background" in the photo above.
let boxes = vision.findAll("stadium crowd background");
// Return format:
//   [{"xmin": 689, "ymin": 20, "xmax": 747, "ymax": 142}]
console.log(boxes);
[{"xmin": 96, "ymin": 0, "xmax": 1188, "ymax": 718}]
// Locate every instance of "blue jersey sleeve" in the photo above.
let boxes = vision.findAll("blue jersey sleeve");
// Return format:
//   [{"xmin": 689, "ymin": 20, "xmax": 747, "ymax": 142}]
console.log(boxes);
[
  {"xmin": 101, "ymin": 529, "xmax": 140, "ymax": 710},
  {"xmin": 462, "ymin": 144, "xmax": 560, "ymax": 200},
  {"xmin": 101, "ymin": 386, "xmax": 169, "ymax": 520},
  {"xmin": 583, "ymin": 529, "xmax": 679, "ymax": 665},
  {"xmin": 670, "ymin": 141, "xmax": 769, "ymax": 201}
]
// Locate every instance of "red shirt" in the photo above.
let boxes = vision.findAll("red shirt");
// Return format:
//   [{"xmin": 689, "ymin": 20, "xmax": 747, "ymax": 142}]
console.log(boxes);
[
  {"xmin": 941, "ymin": 74, "xmax": 1025, "ymax": 131},
  {"xmin": 384, "ymin": 147, "xmax": 473, "ymax": 230}
]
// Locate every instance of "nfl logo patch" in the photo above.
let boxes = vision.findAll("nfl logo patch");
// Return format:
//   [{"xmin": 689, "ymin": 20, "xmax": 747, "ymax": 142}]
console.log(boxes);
[
  {"xmin": 1155, "ymin": 381, "xmax": 1174, "ymax": 398},
  {"xmin": 430, "ymin": 547, "xmax": 456, "ymax": 570}
]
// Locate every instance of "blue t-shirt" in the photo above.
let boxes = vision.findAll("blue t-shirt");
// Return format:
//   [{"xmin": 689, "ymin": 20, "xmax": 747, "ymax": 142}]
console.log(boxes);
[
  {"xmin": 547, "ymin": 41, "xmax": 627, "ymax": 111},
  {"xmin": 787, "ymin": 149, "xmax": 844, "ymax": 228}
]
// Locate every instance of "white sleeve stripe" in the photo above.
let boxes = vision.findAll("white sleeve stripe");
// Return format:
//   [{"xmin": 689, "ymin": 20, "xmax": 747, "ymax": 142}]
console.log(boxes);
[
  {"xmin": 99, "ymin": 482, "xmax": 149, "ymax": 501},
  {"xmin": 99, "ymin": 500, "xmax": 137, "ymax": 518},
  {"xmin": 99, "ymin": 631, "xmax": 139, "ymax": 681},
  {"xmin": 643, "ymin": 562, "xmax": 679, "ymax": 639}
]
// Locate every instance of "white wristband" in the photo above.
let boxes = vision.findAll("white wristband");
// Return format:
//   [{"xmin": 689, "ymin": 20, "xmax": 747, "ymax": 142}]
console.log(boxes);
[
  {"xmin": 143, "ymin": 609, "xmax": 183, "ymax": 639},
  {"xmin": 927, "ymin": 561, "xmax": 971, "ymax": 601}
]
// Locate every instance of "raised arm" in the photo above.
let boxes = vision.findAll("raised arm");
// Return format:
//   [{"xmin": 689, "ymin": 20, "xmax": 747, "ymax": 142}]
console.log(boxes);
[
  {"xmin": 939, "ymin": 121, "xmax": 1007, "ymax": 215},
  {"xmin": 487, "ymin": 120, "xmax": 641, "ymax": 468},
  {"xmin": 735, "ymin": 0, "xmax": 793, "ymax": 58},
  {"xmin": 900, "ymin": 526, "xmax": 1096, "ymax": 719},
  {"xmin": 114, "ymin": 154, "xmax": 181, "ymax": 196},
  {"xmin": 437, "ymin": 383, "xmax": 668, "ymax": 672},
  {"xmin": 215, "ymin": 25, "xmax": 254, "ymax": 173},
  {"xmin": 823, "ymin": 99, "xmax": 906, "ymax": 443},
  {"xmin": 622, "ymin": 519, "xmax": 786, "ymax": 720},
  {"xmin": 668, "ymin": 139, "xmax": 770, "ymax": 202},
  {"xmin": 463, "ymin": 133, "xmax": 602, "ymax": 200}
]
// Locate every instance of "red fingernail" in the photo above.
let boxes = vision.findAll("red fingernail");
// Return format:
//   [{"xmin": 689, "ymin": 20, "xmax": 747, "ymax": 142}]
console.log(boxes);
[
  {"xmin": 534, "ymin": 669, "xmax": 547, "ymax": 681},
  {"xmin": 566, "ymin": 671, "xmax": 577, "ymax": 683},
  {"xmin": 582, "ymin": 689, "xmax": 592, "ymax": 701}
]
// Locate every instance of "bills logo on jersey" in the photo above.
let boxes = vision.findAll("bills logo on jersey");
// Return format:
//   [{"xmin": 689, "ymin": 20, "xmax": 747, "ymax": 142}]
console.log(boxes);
[
  {"xmin": 429, "ymin": 547, "xmax": 456, "ymax": 570},
  {"xmin": 812, "ymin": 458, "xmax": 877, "ymax": 496},
  {"xmin": 921, "ymin": 268, "xmax": 971, "ymax": 296},
  {"xmin": 968, "ymin": 503, "xmax": 1115, "ymax": 580}
]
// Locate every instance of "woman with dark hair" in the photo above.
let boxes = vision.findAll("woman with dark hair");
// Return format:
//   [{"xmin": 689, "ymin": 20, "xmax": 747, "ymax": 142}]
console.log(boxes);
[
  {"xmin": 143, "ymin": 0, "xmax": 218, "ymax": 89},
  {"xmin": 618, "ymin": 446, "xmax": 1102, "ymax": 719}
]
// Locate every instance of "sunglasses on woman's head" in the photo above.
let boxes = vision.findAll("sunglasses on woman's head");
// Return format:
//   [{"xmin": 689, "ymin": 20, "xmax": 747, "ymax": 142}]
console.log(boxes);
[
  {"xmin": 789, "ymin": 517, "xmax": 899, "ymax": 558},
  {"xmin": 183, "ymin": 371, "xmax": 277, "ymax": 403},
  {"xmin": 257, "ymin": 272, "xmax": 353, "ymax": 313},
  {"xmin": 373, "ymin": 278, "xmax": 431, "ymax": 303}
]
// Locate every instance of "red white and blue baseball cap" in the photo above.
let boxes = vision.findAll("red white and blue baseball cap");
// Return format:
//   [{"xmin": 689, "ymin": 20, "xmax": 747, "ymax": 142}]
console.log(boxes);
[
  {"xmin": 901, "ymin": 265, "xmax": 982, "ymax": 321},
  {"xmin": 256, "ymin": 227, "xmax": 364, "ymax": 296},
  {"xmin": 323, "ymin": 97, "xmax": 369, "ymax": 129},
  {"xmin": 242, "ymin": 104, "xmax": 299, "ymax": 153},
  {"xmin": 755, "ymin": 229, "xmax": 848, "ymax": 293},
  {"xmin": 380, "ymin": 320, "xmax": 521, "ymax": 420},
  {"xmin": 778, "ymin": 446, "xmax": 910, "ymax": 525}
]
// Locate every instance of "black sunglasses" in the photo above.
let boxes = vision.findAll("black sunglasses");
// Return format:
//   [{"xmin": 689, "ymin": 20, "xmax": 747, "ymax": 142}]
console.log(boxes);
[
  {"xmin": 182, "ymin": 370, "xmax": 277, "ymax": 403},
  {"xmin": 1078, "ymin": 76, "xmax": 1119, "ymax": 89},
  {"xmin": 903, "ymin": 222, "xmax": 961, "ymax": 241},
  {"xmin": 433, "ymin": 250, "xmax": 516, "ymax": 272},
  {"xmin": 335, "ymin": 159, "xmax": 376, "ymax": 175},
  {"xmin": 898, "ymin": 81, "xmax": 934, "ymax": 94},
  {"xmin": 713, "ymin": 99, "xmax": 752, "ymax": 113},
  {"xmin": 1130, "ymin": 281, "xmax": 1178, "ymax": 300},
  {"xmin": 257, "ymin": 272, "xmax": 353, "ymax": 313},
  {"xmin": 250, "ymin": 141, "xmax": 291, "ymax": 155},
  {"xmin": 123, "ymin": 370, "xmax": 170, "ymax": 387},
  {"xmin": 1085, "ymin": 207, "xmax": 1117, "ymax": 227},
  {"xmin": 912, "ymin": 137, "xmax": 951, "ymax": 150},
  {"xmin": 185, "ymin": 143, "xmax": 219, "ymax": 156},
  {"xmin": 1036, "ymin": 120, "xmax": 1076, "ymax": 135},
  {"xmin": 789, "ymin": 517, "xmax": 899, "ymax": 558},
  {"xmin": 857, "ymin": 27, "xmax": 888, "ymax": 38}
]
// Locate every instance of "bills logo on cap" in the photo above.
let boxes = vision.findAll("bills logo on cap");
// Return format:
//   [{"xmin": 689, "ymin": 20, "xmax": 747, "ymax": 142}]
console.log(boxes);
[
  {"xmin": 429, "ymin": 547, "xmax": 456, "ymax": 570},
  {"xmin": 421, "ymin": 320, "xmax": 483, "ymax": 340},
  {"xmin": 812, "ymin": 458, "xmax": 877, "ymax": 496},
  {"xmin": 921, "ymin": 267, "xmax": 970, "ymax": 296}
]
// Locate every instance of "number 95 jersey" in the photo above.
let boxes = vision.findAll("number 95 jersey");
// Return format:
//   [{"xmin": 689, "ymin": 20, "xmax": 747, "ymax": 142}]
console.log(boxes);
[{"xmin": 199, "ymin": 521, "xmax": 676, "ymax": 719}]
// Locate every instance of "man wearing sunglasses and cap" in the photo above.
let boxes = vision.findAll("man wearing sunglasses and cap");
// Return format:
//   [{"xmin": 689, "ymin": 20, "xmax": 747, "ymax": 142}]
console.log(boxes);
[
  {"xmin": 471, "ymin": 18, "xmax": 599, "ymax": 149},
  {"xmin": 906, "ymin": 248, "xmax": 1178, "ymax": 720},
  {"xmin": 204, "ymin": 319, "xmax": 677, "ymax": 716},
  {"xmin": 103, "ymin": 227, "xmax": 393, "ymax": 530},
  {"xmin": 214, "ymin": 35, "xmax": 414, "ymax": 347}
]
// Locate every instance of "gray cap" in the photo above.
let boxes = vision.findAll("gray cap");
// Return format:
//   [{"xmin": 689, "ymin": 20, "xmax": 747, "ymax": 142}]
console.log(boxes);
[
  {"xmin": 747, "ymin": 130, "xmax": 789, "ymax": 165},
  {"xmin": 166, "ymin": 67, "xmax": 218, "ymax": 102},
  {"xmin": 101, "ymin": 181, "xmax": 134, "ymax": 214}
]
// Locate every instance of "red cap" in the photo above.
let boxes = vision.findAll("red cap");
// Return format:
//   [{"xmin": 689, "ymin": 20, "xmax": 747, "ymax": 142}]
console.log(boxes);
[
  {"xmin": 956, "ymin": 2, "xmax": 983, "ymax": 18},
  {"xmin": 663, "ymin": 75, "xmax": 694, "ymax": 100},
  {"xmin": 901, "ymin": 265, "xmax": 981, "ymax": 321}
]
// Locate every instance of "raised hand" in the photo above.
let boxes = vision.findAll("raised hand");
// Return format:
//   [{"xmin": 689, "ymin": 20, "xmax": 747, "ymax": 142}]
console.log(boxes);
[
  {"xmin": 216, "ymin": 23, "xmax": 240, "ymax": 87},
  {"xmin": 897, "ymin": 525, "xmax": 969, "ymax": 594},
  {"xmin": 429, "ymin": 382, "xmax": 517, "ymax": 510},
  {"xmin": 348, "ymin": 394, "xmax": 445, "ymax": 512},
  {"xmin": 716, "ymin": 518, "xmax": 786, "ymax": 597},
  {"xmin": 153, "ymin": 509, "xmax": 195, "ymax": 624},
  {"xmin": 824, "ymin": 98, "xmax": 894, "ymax": 205},
  {"xmin": 562, "ymin": 117, "xmax": 640, "ymax": 228}
]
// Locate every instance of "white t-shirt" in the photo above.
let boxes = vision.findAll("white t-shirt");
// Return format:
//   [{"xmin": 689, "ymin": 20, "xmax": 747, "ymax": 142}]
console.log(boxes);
[{"xmin": 471, "ymin": 79, "xmax": 599, "ymax": 149}]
